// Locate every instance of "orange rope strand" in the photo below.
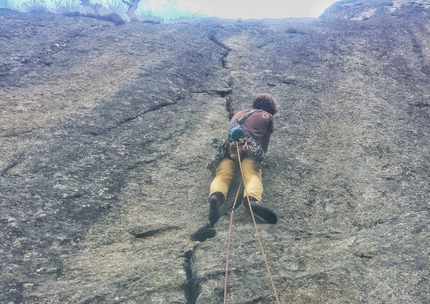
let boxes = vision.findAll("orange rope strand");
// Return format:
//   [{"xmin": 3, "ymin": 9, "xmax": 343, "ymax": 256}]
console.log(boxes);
[
  {"xmin": 223, "ymin": 182, "xmax": 242, "ymax": 304},
  {"xmin": 236, "ymin": 144, "xmax": 281, "ymax": 304}
]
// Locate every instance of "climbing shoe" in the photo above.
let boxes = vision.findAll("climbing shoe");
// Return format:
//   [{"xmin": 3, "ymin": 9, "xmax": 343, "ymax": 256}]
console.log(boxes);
[
  {"xmin": 247, "ymin": 201, "xmax": 278, "ymax": 224},
  {"xmin": 209, "ymin": 195, "xmax": 220, "ymax": 227}
]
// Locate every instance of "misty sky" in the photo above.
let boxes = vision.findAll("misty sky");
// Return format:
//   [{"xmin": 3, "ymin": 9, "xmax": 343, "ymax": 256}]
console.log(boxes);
[
  {"xmin": 179, "ymin": 0, "xmax": 338, "ymax": 18},
  {"xmin": 8, "ymin": 0, "xmax": 339, "ymax": 19}
]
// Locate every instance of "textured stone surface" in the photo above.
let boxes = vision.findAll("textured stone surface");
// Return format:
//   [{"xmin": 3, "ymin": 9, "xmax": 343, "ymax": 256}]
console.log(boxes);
[
  {"xmin": 0, "ymin": 2, "xmax": 429, "ymax": 303},
  {"xmin": 320, "ymin": 0, "xmax": 430, "ymax": 20}
]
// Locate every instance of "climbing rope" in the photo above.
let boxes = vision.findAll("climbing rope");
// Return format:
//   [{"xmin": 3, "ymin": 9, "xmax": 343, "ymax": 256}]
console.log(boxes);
[
  {"xmin": 236, "ymin": 144, "xmax": 281, "ymax": 304},
  {"xmin": 223, "ymin": 182, "xmax": 242, "ymax": 304}
]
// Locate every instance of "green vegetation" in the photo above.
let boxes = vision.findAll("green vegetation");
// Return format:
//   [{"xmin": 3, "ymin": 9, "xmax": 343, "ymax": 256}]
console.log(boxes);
[
  {"xmin": 21, "ymin": 0, "xmax": 49, "ymax": 12},
  {"xmin": 0, "ymin": 0, "xmax": 204, "ymax": 21},
  {"xmin": 0, "ymin": 0, "xmax": 16, "ymax": 9}
]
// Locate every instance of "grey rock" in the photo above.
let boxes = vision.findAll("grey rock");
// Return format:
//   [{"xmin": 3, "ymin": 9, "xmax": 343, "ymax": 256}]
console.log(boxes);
[
  {"xmin": 1, "ymin": 4, "xmax": 429, "ymax": 304},
  {"xmin": 321, "ymin": 0, "xmax": 430, "ymax": 20}
]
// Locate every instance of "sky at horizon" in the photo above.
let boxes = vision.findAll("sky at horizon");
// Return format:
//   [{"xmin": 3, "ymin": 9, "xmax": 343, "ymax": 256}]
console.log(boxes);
[
  {"xmin": 158, "ymin": 0, "xmax": 339, "ymax": 19},
  {"xmin": 7, "ymin": 0, "xmax": 339, "ymax": 20}
]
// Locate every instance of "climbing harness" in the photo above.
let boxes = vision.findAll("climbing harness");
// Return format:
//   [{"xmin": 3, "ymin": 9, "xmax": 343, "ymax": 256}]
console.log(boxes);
[
  {"xmin": 207, "ymin": 136, "xmax": 265, "ymax": 176},
  {"xmin": 222, "ymin": 145, "xmax": 281, "ymax": 304},
  {"xmin": 207, "ymin": 110, "xmax": 265, "ymax": 176},
  {"xmin": 226, "ymin": 136, "xmax": 265, "ymax": 162},
  {"xmin": 227, "ymin": 109, "xmax": 264, "ymax": 161}
]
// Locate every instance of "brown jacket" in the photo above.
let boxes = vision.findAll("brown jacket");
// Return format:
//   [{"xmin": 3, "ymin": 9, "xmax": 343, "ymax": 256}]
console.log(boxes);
[{"xmin": 230, "ymin": 109, "xmax": 274, "ymax": 153}]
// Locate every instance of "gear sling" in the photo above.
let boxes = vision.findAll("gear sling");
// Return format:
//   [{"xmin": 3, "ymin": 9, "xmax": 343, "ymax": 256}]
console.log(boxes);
[{"xmin": 210, "ymin": 109, "xmax": 265, "ymax": 205}]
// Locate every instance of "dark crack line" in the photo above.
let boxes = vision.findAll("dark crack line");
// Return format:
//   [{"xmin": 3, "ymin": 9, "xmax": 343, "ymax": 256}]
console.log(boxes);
[
  {"xmin": 208, "ymin": 30, "xmax": 232, "ymax": 69},
  {"xmin": 183, "ymin": 247, "xmax": 200, "ymax": 304},
  {"xmin": 1, "ymin": 137, "xmax": 38, "ymax": 177},
  {"xmin": 130, "ymin": 225, "xmax": 181, "ymax": 239},
  {"xmin": 85, "ymin": 101, "xmax": 175, "ymax": 136},
  {"xmin": 1, "ymin": 159, "xmax": 20, "ymax": 177},
  {"xmin": 192, "ymin": 224, "xmax": 216, "ymax": 242},
  {"xmin": 208, "ymin": 28, "xmax": 237, "ymax": 119},
  {"xmin": 182, "ymin": 224, "xmax": 218, "ymax": 303}
]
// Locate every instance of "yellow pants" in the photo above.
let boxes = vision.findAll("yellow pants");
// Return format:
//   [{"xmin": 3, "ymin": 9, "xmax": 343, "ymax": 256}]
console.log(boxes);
[{"xmin": 209, "ymin": 157, "xmax": 263, "ymax": 204}]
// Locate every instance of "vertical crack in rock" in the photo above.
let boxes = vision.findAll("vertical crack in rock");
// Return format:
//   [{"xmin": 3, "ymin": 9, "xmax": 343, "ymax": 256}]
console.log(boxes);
[
  {"xmin": 208, "ymin": 28, "xmax": 235, "ymax": 116},
  {"xmin": 183, "ymin": 225, "xmax": 218, "ymax": 303},
  {"xmin": 192, "ymin": 224, "xmax": 216, "ymax": 242},
  {"xmin": 183, "ymin": 248, "xmax": 200, "ymax": 304},
  {"xmin": 208, "ymin": 29, "xmax": 231, "ymax": 69},
  {"xmin": 226, "ymin": 95, "xmax": 234, "ymax": 119}
]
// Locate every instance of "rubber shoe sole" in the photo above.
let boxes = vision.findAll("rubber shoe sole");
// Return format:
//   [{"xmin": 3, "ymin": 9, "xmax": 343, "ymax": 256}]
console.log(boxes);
[
  {"xmin": 209, "ymin": 195, "xmax": 220, "ymax": 227},
  {"xmin": 249, "ymin": 201, "xmax": 278, "ymax": 224}
]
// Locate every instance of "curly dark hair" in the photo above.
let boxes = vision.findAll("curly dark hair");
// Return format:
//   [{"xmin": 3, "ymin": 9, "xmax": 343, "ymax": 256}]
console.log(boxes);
[{"xmin": 252, "ymin": 93, "xmax": 278, "ymax": 115}]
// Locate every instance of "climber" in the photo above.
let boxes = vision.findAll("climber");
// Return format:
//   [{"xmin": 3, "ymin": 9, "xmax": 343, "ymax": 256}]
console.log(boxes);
[{"xmin": 208, "ymin": 93, "xmax": 279, "ymax": 227}]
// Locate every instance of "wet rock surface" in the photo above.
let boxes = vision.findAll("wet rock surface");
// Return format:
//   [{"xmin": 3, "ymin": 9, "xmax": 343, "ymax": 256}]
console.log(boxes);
[{"xmin": 0, "ymin": 2, "xmax": 429, "ymax": 303}]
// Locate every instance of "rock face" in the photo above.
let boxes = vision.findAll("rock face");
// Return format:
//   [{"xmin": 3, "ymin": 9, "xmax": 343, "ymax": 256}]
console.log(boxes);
[
  {"xmin": 321, "ymin": 0, "xmax": 430, "ymax": 20},
  {"xmin": 0, "ymin": 2, "xmax": 429, "ymax": 303}
]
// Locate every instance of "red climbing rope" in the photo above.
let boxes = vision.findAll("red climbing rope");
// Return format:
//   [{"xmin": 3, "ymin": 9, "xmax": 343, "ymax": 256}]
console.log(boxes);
[
  {"xmin": 223, "ymin": 144, "xmax": 281, "ymax": 304},
  {"xmin": 236, "ymin": 144, "xmax": 281, "ymax": 304},
  {"xmin": 223, "ymin": 182, "xmax": 242, "ymax": 304}
]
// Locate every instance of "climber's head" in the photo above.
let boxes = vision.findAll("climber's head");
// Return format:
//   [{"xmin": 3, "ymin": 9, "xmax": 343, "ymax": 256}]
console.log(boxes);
[{"xmin": 252, "ymin": 93, "xmax": 278, "ymax": 115}]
